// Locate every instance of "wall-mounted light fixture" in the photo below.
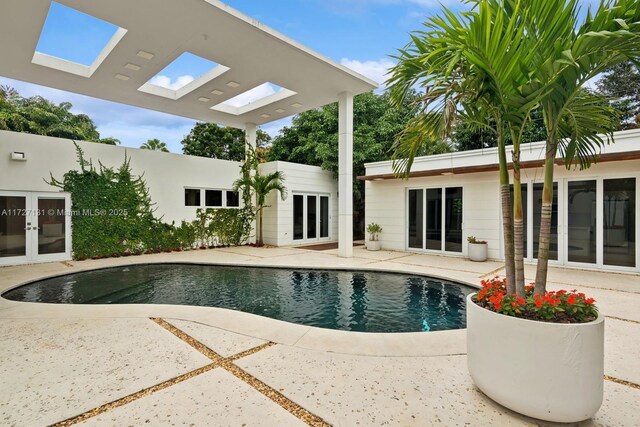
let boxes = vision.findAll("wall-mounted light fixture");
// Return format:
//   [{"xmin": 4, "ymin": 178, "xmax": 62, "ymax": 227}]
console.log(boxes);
[{"xmin": 10, "ymin": 151, "xmax": 27, "ymax": 161}]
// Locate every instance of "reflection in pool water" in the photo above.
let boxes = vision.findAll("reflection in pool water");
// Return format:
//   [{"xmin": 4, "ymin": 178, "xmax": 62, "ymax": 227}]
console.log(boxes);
[{"xmin": 3, "ymin": 264, "xmax": 475, "ymax": 333}]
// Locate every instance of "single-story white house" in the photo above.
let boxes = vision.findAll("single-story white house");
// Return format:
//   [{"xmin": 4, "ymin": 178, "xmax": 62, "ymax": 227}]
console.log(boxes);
[
  {"xmin": 363, "ymin": 128, "xmax": 639, "ymax": 273},
  {"xmin": 0, "ymin": 130, "xmax": 338, "ymax": 265}
]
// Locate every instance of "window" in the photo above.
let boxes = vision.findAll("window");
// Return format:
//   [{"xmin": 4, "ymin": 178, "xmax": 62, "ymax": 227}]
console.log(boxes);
[
  {"xmin": 185, "ymin": 189, "xmax": 201, "ymax": 206},
  {"xmin": 185, "ymin": 188, "xmax": 239, "ymax": 208},
  {"xmin": 226, "ymin": 191, "xmax": 240, "ymax": 208},
  {"xmin": 205, "ymin": 190, "xmax": 223, "ymax": 207}
]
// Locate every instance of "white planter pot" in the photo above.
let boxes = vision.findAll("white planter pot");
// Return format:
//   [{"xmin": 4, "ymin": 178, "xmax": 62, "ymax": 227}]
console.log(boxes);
[
  {"xmin": 466, "ymin": 294, "xmax": 604, "ymax": 423},
  {"xmin": 468, "ymin": 243, "xmax": 488, "ymax": 262},
  {"xmin": 366, "ymin": 241, "xmax": 381, "ymax": 251}
]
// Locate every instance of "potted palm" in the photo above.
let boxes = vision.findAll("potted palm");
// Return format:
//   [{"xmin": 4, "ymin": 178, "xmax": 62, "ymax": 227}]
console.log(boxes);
[
  {"xmin": 387, "ymin": 0, "xmax": 635, "ymax": 422},
  {"xmin": 365, "ymin": 223, "xmax": 382, "ymax": 251},
  {"xmin": 467, "ymin": 236, "xmax": 488, "ymax": 262}
]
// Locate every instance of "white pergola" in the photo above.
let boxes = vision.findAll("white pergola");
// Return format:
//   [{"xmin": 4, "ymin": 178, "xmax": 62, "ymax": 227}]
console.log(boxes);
[{"xmin": 0, "ymin": 0, "xmax": 378, "ymax": 257}]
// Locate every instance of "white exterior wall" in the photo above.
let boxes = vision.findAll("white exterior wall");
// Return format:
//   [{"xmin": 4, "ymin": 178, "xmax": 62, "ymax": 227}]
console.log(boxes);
[
  {"xmin": 0, "ymin": 130, "xmax": 242, "ymax": 225},
  {"xmin": 365, "ymin": 129, "xmax": 640, "ymax": 272},
  {"xmin": 258, "ymin": 161, "xmax": 338, "ymax": 247}
]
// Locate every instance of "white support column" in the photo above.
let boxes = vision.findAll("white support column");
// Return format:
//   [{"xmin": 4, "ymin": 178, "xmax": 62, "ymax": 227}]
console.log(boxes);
[
  {"xmin": 245, "ymin": 122, "xmax": 257, "ymax": 155},
  {"xmin": 338, "ymin": 92, "xmax": 354, "ymax": 258}
]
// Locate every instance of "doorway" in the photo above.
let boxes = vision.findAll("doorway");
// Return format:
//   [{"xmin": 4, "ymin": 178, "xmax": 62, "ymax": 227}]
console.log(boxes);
[{"xmin": 0, "ymin": 191, "xmax": 71, "ymax": 265}]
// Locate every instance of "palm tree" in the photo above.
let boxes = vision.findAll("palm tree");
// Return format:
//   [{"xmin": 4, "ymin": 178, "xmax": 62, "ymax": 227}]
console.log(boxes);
[
  {"xmin": 529, "ymin": 0, "xmax": 640, "ymax": 293},
  {"xmin": 233, "ymin": 170, "xmax": 287, "ymax": 246},
  {"xmin": 140, "ymin": 138, "xmax": 169, "ymax": 152},
  {"xmin": 387, "ymin": 0, "xmax": 549, "ymax": 296},
  {"xmin": 387, "ymin": 0, "xmax": 639, "ymax": 296}
]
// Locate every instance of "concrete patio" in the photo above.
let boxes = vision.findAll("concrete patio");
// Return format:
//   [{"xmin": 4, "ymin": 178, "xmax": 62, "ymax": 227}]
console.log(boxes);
[{"xmin": 1, "ymin": 246, "xmax": 639, "ymax": 426}]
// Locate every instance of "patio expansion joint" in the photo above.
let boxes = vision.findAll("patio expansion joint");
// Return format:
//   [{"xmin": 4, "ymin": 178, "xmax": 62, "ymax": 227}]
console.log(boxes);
[
  {"xmin": 50, "ymin": 363, "xmax": 220, "ymax": 427},
  {"xmin": 605, "ymin": 315, "xmax": 640, "ymax": 325},
  {"xmin": 151, "ymin": 318, "xmax": 331, "ymax": 427},
  {"xmin": 604, "ymin": 375, "xmax": 640, "ymax": 391}
]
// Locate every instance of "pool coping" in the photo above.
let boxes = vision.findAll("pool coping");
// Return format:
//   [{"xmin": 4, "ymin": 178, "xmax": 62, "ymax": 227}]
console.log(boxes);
[{"xmin": 0, "ymin": 257, "xmax": 480, "ymax": 357}]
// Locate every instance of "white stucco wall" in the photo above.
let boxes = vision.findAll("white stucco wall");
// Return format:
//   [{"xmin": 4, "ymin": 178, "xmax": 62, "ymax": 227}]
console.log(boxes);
[
  {"xmin": 365, "ymin": 129, "xmax": 640, "ymax": 272},
  {"xmin": 259, "ymin": 161, "xmax": 338, "ymax": 247},
  {"xmin": 0, "ymin": 130, "xmax": 242, "ymax": 225},
  {"xmin": 1, "ymin": 130, "xmax": 338, "ymax": 250}
]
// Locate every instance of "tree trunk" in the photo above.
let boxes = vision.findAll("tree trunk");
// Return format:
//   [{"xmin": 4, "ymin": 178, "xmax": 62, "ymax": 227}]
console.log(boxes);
[
  {"xmin": 498, "ymin": 127, "xmax": 516, "ymax": 294},
  {"xmin": 258, "ymin": 207, "xmax": 264, "ymax": 246},
  {"xmin": 535, "ymin": 133, "xmax": 557, "ymax": 295},
  {"xmin": 513, "ymin": 152, "xmax": 525, "ymax": 297}
]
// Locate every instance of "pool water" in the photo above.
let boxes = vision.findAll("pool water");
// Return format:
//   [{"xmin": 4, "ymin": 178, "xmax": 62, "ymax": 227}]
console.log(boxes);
[{"xmin": 2, "ymin": 264, "xmax": 475, "ymax": 333}]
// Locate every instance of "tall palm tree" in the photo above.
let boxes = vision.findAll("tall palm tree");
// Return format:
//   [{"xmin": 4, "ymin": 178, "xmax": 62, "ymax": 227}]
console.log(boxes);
[
  {"xmin": 140, "ymin": 138, "xmax": 169, "ymax": 152},
  {"xmin": 233, "ymin": 170, "xmax": 287, "ymax": 246},
  {"xmin": 528, "ymin": 0, "xmax": 640, "ymax": 293},
  {"xmin": 388, "ymin": 0, "xmax": 548, "ymax": 296}
]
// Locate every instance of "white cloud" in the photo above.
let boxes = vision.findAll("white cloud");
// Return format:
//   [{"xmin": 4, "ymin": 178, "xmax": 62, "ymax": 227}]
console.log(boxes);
[
  {"xmin": 223, "ymin": 83, "xmax": 278, "ymax": 108},
  {"xmin": 148, "ymin": 74, "xmax": 195, "ymax": 91},
  {"xmin": 340, "ymin": 58, "xmax": 396, "ymax": 90}
]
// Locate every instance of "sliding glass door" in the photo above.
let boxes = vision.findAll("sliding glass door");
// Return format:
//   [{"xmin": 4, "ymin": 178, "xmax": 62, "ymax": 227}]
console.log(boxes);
[
  {"xmin": 293, "ymin": 194, "xmax": 330, "ymax": 242},
  {"xmin": 407, "ymin": 187, "xmax": 463, "ymax": 253},
  {"xmin": 603, "ymin": 178, "xmax": 636, "ymax": 267}
]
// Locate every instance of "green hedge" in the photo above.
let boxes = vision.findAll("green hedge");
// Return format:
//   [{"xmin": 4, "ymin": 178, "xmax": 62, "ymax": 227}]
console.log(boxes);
[{"xmin": 49, "ymin": 144, "xmax": 254, "ymax": 259}]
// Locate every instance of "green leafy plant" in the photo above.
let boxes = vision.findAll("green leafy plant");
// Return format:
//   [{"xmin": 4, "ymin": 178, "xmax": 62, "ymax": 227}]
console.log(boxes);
[
  {"xmin": 366, "ymin": 223, "xmax": 382, "ymax": 241},
  {"xmin": 467, "ymin": 236, "xmax": 487, "ymax": 244},
  {"xmin": 233, "ymin": 145, "xmax": 286, "ymax": 246},
  {"xmin": 473, "ymin": 277, "xmax": 598, "ymax": 323}
]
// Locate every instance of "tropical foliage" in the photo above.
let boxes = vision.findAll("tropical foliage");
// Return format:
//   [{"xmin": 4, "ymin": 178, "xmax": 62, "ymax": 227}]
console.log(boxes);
[
  {"xmin": 233, "ymin": 146, "xmax": 287, "ymax": 246},
  {"xmin": 387, "ymin": 0, "xmax": 640, "ymax": 301},
  {"xmin": 0, "ymin": 85, "xmax": 119, "ymax": 144},
  {"xmin": 181, "ymin": 122, "xmax": 271, "ymax": 161},
  {"xmin": 140, "ymin": 138, "xmax": 169, "ymax": 152}
]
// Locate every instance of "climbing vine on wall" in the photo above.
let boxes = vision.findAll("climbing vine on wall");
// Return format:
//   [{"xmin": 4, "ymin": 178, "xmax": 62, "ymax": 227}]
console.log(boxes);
[{"xmin": 48, "ymin": 143, "xmax": 255, "ymax": 260}]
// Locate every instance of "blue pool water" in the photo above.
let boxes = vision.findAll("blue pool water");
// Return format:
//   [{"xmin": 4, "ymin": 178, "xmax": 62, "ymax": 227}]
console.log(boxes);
[{"xmin": 2, "ymin": 264, "xmax": 475, "ymax": 333}]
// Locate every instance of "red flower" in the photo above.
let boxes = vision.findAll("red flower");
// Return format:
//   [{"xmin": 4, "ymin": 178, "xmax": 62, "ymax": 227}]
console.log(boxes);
[
  {"xmin": 567, "ymin": 295, "xmax": 577, "ymax": 305},
  {"xmin": 517, "ymin": 298, "xmax": 525, "ymax": 305},
  {"xmin": 585, "ymin": 298, "xmax": 596, "ymax": 305},
  {"xmin": 535, "ymin": 299, "xmax": 543, "ymax": 308}
]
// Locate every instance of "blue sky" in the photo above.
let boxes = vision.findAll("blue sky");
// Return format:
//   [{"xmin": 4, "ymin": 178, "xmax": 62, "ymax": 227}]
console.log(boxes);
[{"xmin": 2, "ymin": 0, "xmax": 601, "ymax": 153}]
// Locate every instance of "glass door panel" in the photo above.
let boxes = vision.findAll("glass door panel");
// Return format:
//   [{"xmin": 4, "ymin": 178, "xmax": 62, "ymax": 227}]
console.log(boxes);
[
  {"xmin": 603, "ymin": 178, "xmax": 636, "ymax": 267},
  {"xmin": 0, "ymin": 195, "xmax": 27, "ymax": 258},
  {"xmin": 425, "ymin": 189, "xmax": 442, "ymax": 250},
  {"xmin": 533, "ymin": 183, "xmax": 558, "ymax": 260},
  {"xmin": 320, "ymin": 196, "xmax": 329, "ymax": 239},
  {"xmin": 567, "ymin": 180, "xmax": 597, "ymax": 264},
  {"xmin": 293, "ymin": 195, "xmax": 304, "ymax": 240},
  {"xmin": 307, "ymin": 195, "xmax": 317, "ymax": 239},
  {"xmin": 444, "ymin": 187, "xmax": 463, "ymax": 252},
  {"xmin": 408, "ymin": 190, "xmax": 423, "ymax": 249},
  {"xmin": 37, "ymin": 198, "xmax": 66, "ymax": 255}
]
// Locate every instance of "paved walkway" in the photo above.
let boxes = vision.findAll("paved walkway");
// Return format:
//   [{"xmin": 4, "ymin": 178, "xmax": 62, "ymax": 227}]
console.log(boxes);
[{"xmin": 0, "ymin": 246, "xmax": 638, "ymax": 426}]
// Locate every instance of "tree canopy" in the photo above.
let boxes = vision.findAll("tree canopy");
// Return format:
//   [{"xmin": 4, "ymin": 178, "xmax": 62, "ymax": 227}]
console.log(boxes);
[
  {"xmin": 0, "ymin": 85, "xmax": 118, "ymax": 144},
  {"xmin": 597, "ymin": 60, "xmax": 640, "ymax": 129},
  {"xmin": 181, "ymin": 122, "xmax": 271, "ymax": 161},
  {"xmin": 267, "ymin": 91, "xmax": 451, "ymax": 197}
]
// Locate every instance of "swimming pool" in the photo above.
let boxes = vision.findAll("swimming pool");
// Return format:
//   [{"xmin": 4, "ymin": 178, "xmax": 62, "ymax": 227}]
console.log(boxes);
[{"xmin": 2, "ymin": 264, "xmax": 475, "ymax": 333}]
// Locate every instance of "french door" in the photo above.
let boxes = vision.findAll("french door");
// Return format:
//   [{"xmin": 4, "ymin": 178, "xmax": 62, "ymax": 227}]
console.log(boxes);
[
  {"xmin": 407, "ymin": 187, "xmax": 463, "ymax": 253},
  {"xmin": 293, "ymin": 194, "xmax": 330, "ymax": 242},
  {"xmin": 565, "ymin": 177, "xmax": 636, "ymax": 269},
  {"xmin": 0, "ymin": 191, "xmax": 71, "ymax": 265}
]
